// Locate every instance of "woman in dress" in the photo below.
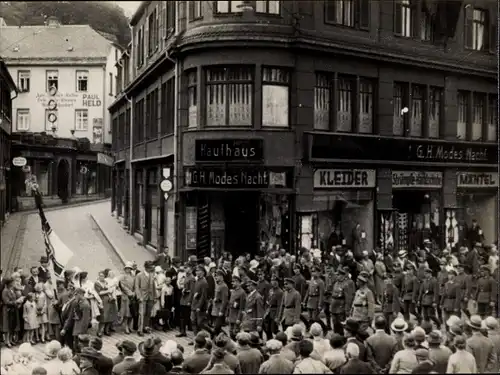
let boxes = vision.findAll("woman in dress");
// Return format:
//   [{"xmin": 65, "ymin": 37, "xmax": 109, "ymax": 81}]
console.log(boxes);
[
  {"xmin": 75, "ymin": 271, "xmax": 102, "ymax": 325},
  {"xmin": 94, "ymin": 271, "xmax": 116, "ymax": 337},
  {"xmin": 1, "ymin": 278, "xmax": 18, "ymax": 347},
  {"xmin": 118, "ymin": 262, "xmax": 136, "ymax": 334},
  {"xmin": 11, "ymin": 272, "xmax": 26, "ymax": 344},
  {"xmin": 104, "ymin": 268, "xmax": 120, "ymax": 331},
  {"xmin": 44, "ymin": 275, "xmax": 61, "ymax": 340},
  {"xmin": 152, "ymin": 266, "xmax": 166, "ymax": 329},
  {"xmin": 34, "ymin": 283, "xmax": 48, "ymax": 343}
]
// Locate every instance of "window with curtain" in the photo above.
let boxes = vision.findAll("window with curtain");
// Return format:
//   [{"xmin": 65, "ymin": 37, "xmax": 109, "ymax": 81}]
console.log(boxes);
[
  {"xmin": 205, "ymin": 66, "xmax": 253, "ymax": 126},
  {"xmin": 457, "ymin": 91, "xmax": 468, "ymax": 140},
  {"xmin": 324, "ymin": 0, "xmax": 369, "ymax": 28},
  {"xmin": 420, "ymin": 10, "xmax": 432, "ymax": 41},
  {"xmin": 189, "ymin": 0, "xmax": 202, "ymax": 20},
  {"xmin": 187, "ymin": 71, "xmax": 198, "ymax": 128},
  {"xmin": 255, "ymin": 1, "xmax": 280, "ymax": 14},
  {"xmin": 337, "ymin": 77, "xmax": 353, "ymax": 132},
  {"xmin": 393, "ymin": 83, "xmax": 405, "ymax": 136},
  {"xmin": 410, "ymin": 85, "xmax": 423, "ymax": 137},
  {"xmin": 215, "ymin": 0, "xmax": 244, "ymax": 13},
  {"xmin": 428, "ymin": 87, "xmax": 442, "ymax": 138},
  {"xmin": 314, "ymin": 73, "xmax": 330, "ymax": 130},
  {"xmin": 262, "ymin": 67, "xmax": 290, "ymax": 127},
  {"xmin": 465, "ymin": 7, "xmax": 488, "ymax": 51},
  {"xmin": 487, "ymin": 95, "xmax": 497, "ymax": 141},
  {"xmin": 394, "ymin": 0, "xmax": 412, "ymax": 37},
  {"xmin": 359, "ymin": 79, "xmax": 373, "ymax": 133},
  {"xmin": 472, "ymin": 93, "xmax": 484, "ymax": 141}
]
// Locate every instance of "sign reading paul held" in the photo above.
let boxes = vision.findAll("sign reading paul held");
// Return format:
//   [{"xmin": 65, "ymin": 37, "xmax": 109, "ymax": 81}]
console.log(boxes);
[
  {"xmin": 392, "ymin": 171, "xmax": 443, "ymax": 189},
  {"xmin": 313, "ymin": 169, "xmax": 376, "ymax": 189},
  {"xmin": 457, "ymin": 172, "xmax": 499, "ymax": 188}
]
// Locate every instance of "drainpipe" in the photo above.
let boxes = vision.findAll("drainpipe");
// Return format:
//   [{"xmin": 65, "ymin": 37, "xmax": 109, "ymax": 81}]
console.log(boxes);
[
  {"xmin": 126, "ymin": 23, "xmax": 135, "ymax": 232},
  {"xmin": 172, "ymin": 2, "xmax": 180, "ymax": 258}
]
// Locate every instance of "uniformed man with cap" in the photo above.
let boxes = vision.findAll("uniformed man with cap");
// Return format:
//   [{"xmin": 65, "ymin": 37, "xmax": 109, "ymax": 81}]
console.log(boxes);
[
  {"xmin": 330, "ymin": 267, "xmax": 355, "ymax": 335},
  {"xmin": 323, "ymin": 263, "xmax": 336, "ymax": 331},
  {"xmin": 464, "ymin": 266, "xmax": 479, "ymax": 316},
  {"xmin": 351, "ymin": 271, "xmax": 375, "ymax": 331},
  {"xmin": 303, "ymin": 266, "xmax": 325, "ymax": 326},
  {"xmin": 381, "ymin": 272, "xmax": 401, "ymax": 333},
  {"xmin": 417, "ymin": 267, "xmax": 440, "ymax": 327},
  {"xmin": 440, "ymin": 268, "xmax": 461, "ymax": 323},
  {"xmin": 279, "ymin": 278, "xmax": 301, "ymax": 331},
  {"xmin": 211, "ymin": 269, "xmax": 229, "ymax": 338},
  {"xmin": 263, "ymin": 274, "xmax": 283, "ymax": 340},
  {"xmin": 241, "ymin": 279, "xmax": 265, "ymax": 335},
  {"xmin": 454, "ymin": 263, "xmax": 468, "ymax": 317},
  {"xmin": 176, "ymin": 263, "xmax": 195, "ymax": 337},
  {"xmin": 191, "ymin": 265, "xmax": 210, "ymax": 337},
  {"xmin": 401, "ymin": 262, "xmax": 419, "ymax": 322},
  {"xmin": 227, "ymin": 275, "xmax": 247, "ymax": 339},
  {"xmin": 474, "ymin": 265, "xmax": 496, "ymax": 318}
]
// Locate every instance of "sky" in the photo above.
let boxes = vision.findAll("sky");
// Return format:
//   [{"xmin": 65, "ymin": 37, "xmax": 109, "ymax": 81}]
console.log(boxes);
[{"xmin": 114, "ymin": 1, "xmax": 142, "ymax": 17}]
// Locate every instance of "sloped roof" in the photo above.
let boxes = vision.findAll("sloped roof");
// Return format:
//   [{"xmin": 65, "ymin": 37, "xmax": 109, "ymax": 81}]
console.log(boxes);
[{"xmin": 0, "ymin": 24, "xmax": 112, "ymax": 60}]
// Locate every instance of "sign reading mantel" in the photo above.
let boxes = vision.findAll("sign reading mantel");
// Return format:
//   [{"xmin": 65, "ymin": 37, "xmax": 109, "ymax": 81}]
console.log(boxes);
[
  {"xmin": 457, "ymin": 172, "xmax": 498, "ymax": 188},
  {"xmin": 314, "ymin": 169, "xmax": 376, "ymax": 189}
]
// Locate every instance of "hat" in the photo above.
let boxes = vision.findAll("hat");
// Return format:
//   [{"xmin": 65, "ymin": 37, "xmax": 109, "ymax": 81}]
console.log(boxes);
[
  {"xmin": 249, "ymin": 332, "xmax": 264, "ymax": 346},
  {"xmin": 391, "ymin": 318, "xmax": 409, "ymax": 332},
  {"xmin": 154, "ymin": 266, "xmax": 163, "ymax": 273},
  {"xmin": 44, "ymin": 340, "xmax": 62, "ymax": 358},
  {"xmin": 265, "ymin": 339, "xmax": 283, "ymax": 351},
  {"xmin": 427, "ymin": 330, "xmax": 442, "ymax": 345},
  {"xmin": 449, "ymin": 324, "xmax": 463, "ymax": 336},
  {"xmin": 215, "ymin": 269, "xmax": 225, "ymax": 277},
  {"xmin": 484, "ymin": 316, "xmax": 499, "ymax": 330},
  {"xmin": 119, "ymin": 340, "xmax": 137, "ymax": 354},
  {"xmin": 236, "ymin": 331, "xmax": 251, "ymax": 342},
  {"xmin": 144, "ymin": 260, "xmax": 153, "ymax": 269},
  {"xmin": 208, "ymin": 262, "xmax": 217, "ymax": 270},
  {"xmin": 124, "ymin": 261, "xmax": 134, "ymax": 270},
  {"xmin": 447, "ymin": 268, "xmax": 458, "ymax": 276},
  {"xmin": 467, "ymin": 315, "xmax": 483, "ymax": 330},
  {"xmin": 78, "ymin": 334, "xmax": 91, "ymax": 345},
  {"xmin": 415, "ymin": 348, "xmax": 429, "ymax": 358},
  {"xmin": 138, "ymin": 338, "xmax": 159, "ymax": 357},
  {"xmin": 357, "ymin": 271, "xmax": 369, "ymax": 283},
  {"xmin": 249, "ymin": 260, "xmax": 259, "ymax": 270},
  {"xmin": 40, "ymin": 256, "xmax": 49, "ymax": 263},
  {"xmin": 398, "ymin": 250, "xmax": 407, "ymax": 257},
  {"xmin": 195, "ymin": 265, "xmax": 206, "ymax": 274},
  {"xmin": 406, "ymin": 261, "xmax": 417, "ymax": 270},
  {"xmin": 423, "ymin": 239, "xmax": 431, "ymax": 244},
  {"xmin": 480, "ymin": 265, "xmax": 490, "ymax": 272},
  {"xmin": 172, "ymin": 256, "xmax": 181, "ymax": 265},
  {"xmin": 79, "ymin": 347, "xmax": 100, "ymax": 360},
  {"xmin": 453, "ymin": 335, "xmax": 466, "ymax": 347},
  {"xmin": 291, "ymin": 324, "xmax": 304, "ymax": 340},
  {"xmin": 412, "ymin": 327, "xmax": 426, "ymax": 341},
  {"xmin": 384, "ymin": 272, "xmax": 392, "ymax": 280},
  {"xmin": 309, "ymin": 322, "xmax": 323, "ymax": 337},
  {"xmin": 232, "ymin": 275, "xmax": 241, "ymax": 281},
  {"xmin": 246, "ymin": 279, "xmax": 257, "ymax": 286},
  {"xmin": 338, "ymin": 267, "xmax": 348, "ymax": 275},
  {"xmin": 343, "ymin": 318, "xmax": 360, "ymax": 334},
  {"xmin": 284, "ymin": 277, "xmax": 295, "ymax": 284}
]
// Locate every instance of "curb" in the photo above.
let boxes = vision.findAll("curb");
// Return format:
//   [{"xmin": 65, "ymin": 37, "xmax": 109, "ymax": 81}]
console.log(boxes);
[
  {"xmin": 89, "ymin": 213, "xmax": 128, "ymax": 267},
  {"xmin": 20, "ymin": 198, "xmax": 110, "ymax": 215}
]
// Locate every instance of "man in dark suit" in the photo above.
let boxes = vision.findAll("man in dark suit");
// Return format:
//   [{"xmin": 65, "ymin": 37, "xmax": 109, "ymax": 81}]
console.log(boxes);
[
  {"xmin": 191, "ymin": 266, "xmax": 210, "ymax": 338},
  {"xmin": 38, "ymin": 256, "xmax": 51, "ymax": 283},
  {"xmin": 365, "ymin": 316, "xmax": 397, "ymax": 374},
  {"xmin": 341, "ymin": 342, "xmax": 374, "ymax": 374},
  {"xmin": 61, "ymin": 288, "xmax": 90, "ymax": 350},
  {"xmin": 135, "ymin": 261, "xmax": 157, "ymax": 336},
  {"xmin": 26, "ymin": 266, "xmax": 41, "ymax": 293},
  {"xmin": 90, "ymin": 337, "xmax": 114, "ymax": 375},
  {"xmin": 166, "ymin": 257, "xmax": 181, "ymax": 328}
]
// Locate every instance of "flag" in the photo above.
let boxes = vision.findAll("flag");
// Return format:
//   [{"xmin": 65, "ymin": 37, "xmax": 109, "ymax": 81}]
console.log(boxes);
[{"xmin": 33, "ymin": 190, "xmax": 74, "ymax": 281}]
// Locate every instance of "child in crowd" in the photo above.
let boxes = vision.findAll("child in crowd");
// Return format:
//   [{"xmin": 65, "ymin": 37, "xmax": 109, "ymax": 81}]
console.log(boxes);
[
  {"xmin": 57, "ymin": 347, "xmax": 80, "ymax": 375},
  {"xmin": 34, "ymin": 283, "xmax": 48, "ymax": 343},
  {"xmin": 23, "ymin": 293, "xmax": 39, "ymax": 344}
]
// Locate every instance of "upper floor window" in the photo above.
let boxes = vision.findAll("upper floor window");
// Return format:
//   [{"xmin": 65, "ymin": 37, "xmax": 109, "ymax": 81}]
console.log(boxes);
[
  {"xmin": 16, "ymin": 109, "xmax": 30, "ymax": 131},
  {"xmin": 410, "ymin": 85, "xmax": 423, "ymax": 137},
  {"xmin": 215, "ymin": 0, "xmax": 245, "ymax": 13},
  {"xmin": 18, "ymin": 70, "xmax": 30, "ymax": 92},
  {"xmin": 314, "ymin": 74, "xmax": 330, "ymax": 130},
  {"xmin": 487, "ymin": 95, "xmax": 497, "ymax": 141},
  {"xmin": 46, "ymin": 70, "xmax": 58, "ymax": 91},
  {"xmin": 255, "ymin": 1, "xmax": 280, "ymax": 14},
  {"xmin": 393, "ymin": 83, "xmax": 406, "ymax": 136},
  {"xmin": 394, "ymin": 0, "xmax": 412, "ymax": 37},
  {"xmin": 76, "ymin": 70, "xmax": 88, "ymax": 92},
  {"xmin": 471, "ymin": 93, "xmax": 485, "ymax": 141},
  {"xmin": 166, "ymin": 1, "xmax": 176, "ymax": 33},
  {"xmin": 325, "ymin": 0, "xmax": 369, "ymax": 29},
  {"xmin": 205, "ymin": 66, "xmax": 253, "ymax": 126},
  {"xmin": 337, "ymin": 77, "xmax": 353, "ymax": 132},
  {"xmin": 465, "ymin": 7, "xmax": 488, "ymax": 51},
  {"xmin": 137, "ymin": 26, "xmax": 144, "ymax": 67},
  {"xmin": 262, "ymin": 67, "xmax": 289, "ymax": 127},
  {"xmin": 187, "ymin": 71, "xmax": 198, "ymax": 128},
  {"xmin": 420, "ymin": 10, "xmax": 432, "ymax": 41},
  {"xmin": 456, "ymin": 91, "xmax": 468, "ymax": 140},
  {"xmin": 148, "ymin": 7, "xmax": 158, "ymax": 55},
  {"xmin": 189, "ymin": 1, "xmax": 203, "ymax": 21},
  {"xmin": 359, "ymin": 79, "xmax": 373, "ymax": 133},
  {"xmin": 75, "ymin": 109, "xmax": 89, "ymax": 131},
  {"xmin": 428, "ymin": 87, "xmax": 442, "ymax": 138}
]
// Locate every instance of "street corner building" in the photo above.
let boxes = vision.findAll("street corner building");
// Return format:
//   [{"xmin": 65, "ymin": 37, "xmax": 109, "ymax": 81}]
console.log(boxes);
[
  {"xmin": 109, "ymin": 0, "xmax": 498, "ymax": 260},
  {"xmin": 0, "ymin": 16, "xmax": 119, "ymax": 211}
]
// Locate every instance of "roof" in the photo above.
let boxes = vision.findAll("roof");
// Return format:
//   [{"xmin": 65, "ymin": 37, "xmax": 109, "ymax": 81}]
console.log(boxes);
[{"xmin": 0, "ymin": 24, "xmax": 113, "ymax": 61}]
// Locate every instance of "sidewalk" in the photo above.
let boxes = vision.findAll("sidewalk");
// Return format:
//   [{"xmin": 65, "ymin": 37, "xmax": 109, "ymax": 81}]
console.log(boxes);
[
  {"xmin": 89, "ymin": 202, "xmax": 155, "ymax": 267},
  {"xmin": 0, "ymin": 213, "xmax": 23, "ymax": 270}
]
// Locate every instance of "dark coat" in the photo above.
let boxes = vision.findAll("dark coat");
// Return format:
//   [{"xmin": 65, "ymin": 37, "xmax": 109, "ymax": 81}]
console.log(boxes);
[
  {"xmin": 183, "ymin": 349, "xmax": 211, "ymax": 374},
  {"xmin": 37, "ymin": 266, "xmax": 50, "ymax": 283},
  {"xmin": 129, "ymin": 359, "xmax": 169, "ymax": 375},
  {"xmin": 81, "ymin": 367, "xmax": 99, "ymax": 375},
  {"xmin": 94, "ymin": 353, "xmax": 114, "ymax": 375},
  {"xmin": 340, "ymin": 358, "xmax": 373, "ymax": 374}
]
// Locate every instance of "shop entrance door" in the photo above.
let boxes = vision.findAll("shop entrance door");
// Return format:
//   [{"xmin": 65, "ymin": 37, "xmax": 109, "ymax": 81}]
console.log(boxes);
[
  {"xmin": 224, "ymin": 192, "xmax": 259, "ymax": 257},
  {"xmin": 393, "ymin": 191, "xmax": 430, "ymax": 251}
]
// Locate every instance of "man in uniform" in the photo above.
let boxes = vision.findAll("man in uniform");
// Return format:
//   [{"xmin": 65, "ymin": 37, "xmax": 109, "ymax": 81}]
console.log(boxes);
[
  {"xmin": 417, "ymin": 268, "xmax": 440, "ymax": 327},
  {"xmin": 330, "ymin": 267, "xmax": 355, "ymax": 335},
  {"xmin": 436, "ymin": 259, "xmax": 448, "ymax": 321},
  {"xmin": 475, "ymin": 265, "xmax": 497, "ymax": 318},
  {"xmin": 303, "ymin": 266, "xmax": 325, "ymax": 328},
  {"xmin": 191, "ymin": 266, "xmax": 210, "ymax": 338},
  {"xmin": 257, "ymin": 270, "xmax": 271, "ymax": 301},
  {"xmin": 263, "ymin": 274, "xmax": 283, "ymax": 340},
  {"xmin": 323, "ymin": 264, "xmax": 336, "ymax": 331},
  {"xmin": 279, "ymin": 278, "xmax": 301, "ymax": 331},
  {"xmin": 440, "ymin": 268, "xmax": 461, "ymax": 323},
  {"xmin": 454, "ymin": 263, "xmax": 468, "ymax": 316},
  {"xmin": 241, "ymin": 280, "xmax": 265, "ymax": 335},
  {"xmin": 177, "ymin": 264, "xmax": 195, "ymax": 337},
  {"xmin": 351, "ymin": 271, "xmax": 375, "ymax": 332},
  {"xmin": 211, "ymin": 269, "xmax": 229, "ymax": 338},
  {"xmin": 227, "ymin": 275, "xmax": 247, "ymax": 339},
  {"xmin": 401, "ymin": 262, "xmax": 419, "ymax": 322},
  {"xmin": 464, "ymin": 266, "xmax": 479, "ymax": 316},
  {"xmin": 381, "ymin": 272, "xmax": 400, "ymax": 333}
]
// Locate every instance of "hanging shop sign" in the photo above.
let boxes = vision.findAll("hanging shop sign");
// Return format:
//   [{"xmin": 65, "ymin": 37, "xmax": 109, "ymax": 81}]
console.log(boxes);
[
  {"xmin": 313, "ymin": 169, "xmax": 376, "ymax": 189},
  {"xmin": 184, "ymin": 167, "xmax": 290, "ymax": 188},
  {"xmin": 97, "ymin": 153, "xmax": 114, "ymax": 167},
  {"xmin": 195, "ymin": 139, "xmax": 264, "ymax": 162},
  {"xmin": 12, "ymin": 157, "xmax": 27, "ymax": 167},
  {"xmin": 457, "ymin": 172, "xmax": 498, "ymax": 188},
  {"xmin": 392, "ymin": 171, "xmax": 443, "ymax": 189},
  {"xmin": 308, "ymin": 134, "xmax": 498, "ymax": 165}
]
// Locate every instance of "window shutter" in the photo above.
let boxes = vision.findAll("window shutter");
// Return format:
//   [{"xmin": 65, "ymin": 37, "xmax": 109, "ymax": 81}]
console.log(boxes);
[
  {"xmin": 394, "ymin": 0, "xmax": 402, "ymax": 34},
  {"xmin": 489, "ymin": 21, "xmax": 497, "ymax": 54},
  {"xmin": 464, "ymin": 4, "xmax": 473, "ymax": 48},
  {"xmin": 358, "ymin": 0, "xmax": 370, "ymax": 29}
]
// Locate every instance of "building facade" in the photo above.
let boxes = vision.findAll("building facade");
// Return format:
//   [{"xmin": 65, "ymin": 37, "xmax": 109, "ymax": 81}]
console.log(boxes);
[
  {"xmin": 110, "ymin": 0, "xmax": 498, "ymax": 259},
  {"xmin": 0, "ymin": 17, "xmax": 119, "ymax": 209},
  {"xmin": 0, "ymin": 59, "xmax": 18, "ymax": 226}
]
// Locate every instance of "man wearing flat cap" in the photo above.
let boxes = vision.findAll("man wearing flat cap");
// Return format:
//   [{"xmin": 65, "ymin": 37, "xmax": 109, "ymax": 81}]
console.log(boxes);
[
  {"xmin": 263, "ymin": 274, "xmax": 283, "ymax": 340},
  {"xmin": 475, "ymin": 265, "xmax": 496, "ymax": 318},
  {"xmin": 417, "ymin": 267, "xmax": 441, "ymax": 327},
  {"xmin": 303, "ymin": 266, "xmax": 325, "ymax": 326},
  {"xmin": 211, "ymin": 269, "xmax": 229, "ymax": 338},
  {"xmin": 351, "ymin": 271, "xmax": 375, "ymax": 331},
  {"xmin": 191, "ymin": 266, "xmax": 210, "ymax": 338},
  {"xmin": 279, "ymin": 278, "xmax": 301, "ymax": 331},
  {"xmin": 227, "ymin": 275, "xmax": 247, "ymax": 339},
  {"xmin": 330, "ymin": 267, "xmax": 355, "ymax": 335},
  {"xmin": 241, "ymin": 279, "xmax": 265, "ymax": 335}
]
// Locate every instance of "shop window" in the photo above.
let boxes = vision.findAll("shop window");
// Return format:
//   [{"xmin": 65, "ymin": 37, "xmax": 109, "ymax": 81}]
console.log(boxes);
[
  {"xmin": 205, "ymin": 66, "xmax": 253, "ymax": 126},
  {"xmin": 189, "ymin": 1, "xmax": 202, "ymax": 21},
  {"xmin": 465, "ymin": 7, "xmax": 488, "ymax": 51},
  {"xmin": 185, "ymin": 206, "xmax": 198, "ymax": 250},
  {"xmin": 258, "ymin": 194, "xmax": 290, "ymax": 250},
  {"xmin": 337, "ymin": 77, "xmax": 353, "ymax": 132},
  {"xmin": 394, "ymin": 0, "xmax": 412, "ymax": 37},
  {"xmin": 187, "ymin": 71, "xmax": 198, "ymax": 128},
  {"xmin": 487, "ymin": 95, "xmax": 497, "ymax": 141},
  {"xmin": 471, "ymin": 93, "xmax": 484, "ymax": 141},
  {"xmin": 314, "ymin": 73, "xmax": 330, "ymax": 130},
  {"xmin": 410, "ymin": 85, "xmax": 423, "ymax": 137},
  {"xmin": 393, "ymin": 83, "xmax": 405, "ymax": 136},
  {"xmin": 359, "ymin": 79, "xmax": 373, "ymax": 133},
  {"xmin": 428, "ymin": 87, "xmax": 442, "ymax": 138},
  {"xmin": 457, "ymin": 91, "xmax": 468, "ymax": 139},
  {"xmin": 262, "ymin": 67, "xmax": 289, "ymax": 127},
  {"xmin": 298, "ymin": 214, "xmax": 318, "ymax": 250}
]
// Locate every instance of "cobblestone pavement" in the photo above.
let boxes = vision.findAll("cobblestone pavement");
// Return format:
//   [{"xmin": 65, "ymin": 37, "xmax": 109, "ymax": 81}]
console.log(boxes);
[{"xmin": 0, "ymin": 213, "xmax": 24, "ymax": 272}]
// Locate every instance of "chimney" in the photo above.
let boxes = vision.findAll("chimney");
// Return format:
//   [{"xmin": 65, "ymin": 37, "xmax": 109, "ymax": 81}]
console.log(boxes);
[{"xmin": 46, "ymin": 16, "xmax": 61, "ymax": 27}]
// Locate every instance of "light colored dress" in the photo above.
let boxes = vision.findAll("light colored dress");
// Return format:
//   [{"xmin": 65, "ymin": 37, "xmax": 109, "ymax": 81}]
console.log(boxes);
[
  {"xmin": 23, "ymin": 300, "xmax": 39, "ymax": 330},
  {"xmin": 35, "ymin": 292, "xmax": 48, "ymax": 324},
  {"xmin": 44, "ymin": 283, "xmax": 60, "ymax": 325},
  {"xmin": 76, "ymin": 279, "xmax": 102, "ymax": 321},
  {"xmin": 119, "ymin": 274, "xmax": 135, "ymax": 318}
]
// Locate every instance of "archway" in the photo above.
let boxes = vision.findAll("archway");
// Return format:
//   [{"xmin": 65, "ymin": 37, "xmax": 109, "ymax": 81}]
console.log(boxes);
[{"xmin": 57, "ymin": 159, "xmax": 70, "ymax": 203}]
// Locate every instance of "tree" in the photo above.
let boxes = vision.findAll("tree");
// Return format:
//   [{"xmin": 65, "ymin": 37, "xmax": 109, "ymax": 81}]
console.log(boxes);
[{"xmin": 0, "ymin": 1, "xmax": 131, "ymax": 46}]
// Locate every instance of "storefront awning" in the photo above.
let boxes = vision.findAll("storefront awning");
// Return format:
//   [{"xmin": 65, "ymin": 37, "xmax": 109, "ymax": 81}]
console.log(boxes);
[{"xmin": 297, "ymin": 190, "xmax": 373, "ymax": 212}]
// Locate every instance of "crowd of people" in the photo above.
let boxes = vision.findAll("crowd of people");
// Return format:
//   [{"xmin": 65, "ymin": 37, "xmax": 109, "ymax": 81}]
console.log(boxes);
[{"xmin": 0, "ymin": 227, "xmax": 499, "ymax": 374}]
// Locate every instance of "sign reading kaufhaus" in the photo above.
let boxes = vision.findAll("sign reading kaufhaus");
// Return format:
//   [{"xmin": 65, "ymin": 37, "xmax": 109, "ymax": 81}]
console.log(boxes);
[
  {"xmin": 313, "ymin": 169, "xmax": 376, "ymax": 189},
  {"xmin": 392, "ymin": 171, "xmax": 443, "ymax": 189},
  {"xmin": 309, "ymin": 134, "xmax": 498, "ymax": 165},
  {"xmin": 195, "ymin": 139, "xmax": 264, "ymax": 162},
  {"xmin": 184, "ymin": 167, "xmax": 289, "ymax": 188},
  {"xmin": 457, "ymin": 172, "xmax": 499, "ymax": 188}
]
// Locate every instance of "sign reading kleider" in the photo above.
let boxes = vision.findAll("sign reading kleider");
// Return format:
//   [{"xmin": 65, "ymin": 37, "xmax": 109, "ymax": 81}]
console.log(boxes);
[
  {"xmin": 457, "ymin": 172, "xmax": 498, "ymax": 188},
  {"xmin": 392, "ymin": 171, "xmax": 443, "ymax": 189},
  {"xmin": 313, "ymin": 169, "xmax": 376, "ymax": 189}
]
